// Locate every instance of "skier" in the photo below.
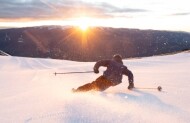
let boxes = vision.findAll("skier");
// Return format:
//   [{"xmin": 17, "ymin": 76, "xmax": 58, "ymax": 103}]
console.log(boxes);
[{"xmin": 72, "ymin": 54, "xmax": 134, "ymax": 92}]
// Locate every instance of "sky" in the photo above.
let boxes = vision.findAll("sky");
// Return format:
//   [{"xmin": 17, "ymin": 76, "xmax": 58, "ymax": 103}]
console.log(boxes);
[{"xmin": 0, "ymin": 0, "xmax": 190, "ymax": 32}]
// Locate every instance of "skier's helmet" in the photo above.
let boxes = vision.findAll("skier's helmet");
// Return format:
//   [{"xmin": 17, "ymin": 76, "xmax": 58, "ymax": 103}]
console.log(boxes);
[{"xmin": 112, "ymin": 54, "xmax": 122, "ymax": 63}]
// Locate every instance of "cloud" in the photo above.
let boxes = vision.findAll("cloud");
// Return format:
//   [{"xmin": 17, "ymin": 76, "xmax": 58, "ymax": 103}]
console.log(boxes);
[
  {"xmin": 98, "ymin": 2, "xmax": 148, "ymax": 13},
  {"xmin": 0, "ymin": 0, "xmax": 52, "ymax": 19},
  {"xmin": 171, "ymin": 12, "xmax": 190, "ymax": 16},
  {"xmin": 0, "ymin": 0, "xmax": 148, "ymax": 21}
]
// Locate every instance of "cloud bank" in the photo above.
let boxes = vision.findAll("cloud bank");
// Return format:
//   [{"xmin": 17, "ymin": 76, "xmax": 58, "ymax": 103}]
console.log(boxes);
[{"xmin": 0, "ymin": 0, "xmax": 148, "ymax": 21}]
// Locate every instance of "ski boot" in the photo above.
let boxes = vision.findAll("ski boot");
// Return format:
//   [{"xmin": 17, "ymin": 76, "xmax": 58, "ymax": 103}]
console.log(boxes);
[{"xmin": 72, "ymin": 88, "xmax": 77, "ymax": 93}]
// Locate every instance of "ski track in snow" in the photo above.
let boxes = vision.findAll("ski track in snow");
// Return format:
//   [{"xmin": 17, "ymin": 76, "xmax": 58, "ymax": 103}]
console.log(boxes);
[{"xmin": 0, "ymin": 52, "xmax": 190, "ymax": 123}]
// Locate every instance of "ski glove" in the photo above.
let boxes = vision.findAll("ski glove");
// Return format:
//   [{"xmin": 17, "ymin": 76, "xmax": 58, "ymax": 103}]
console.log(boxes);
[
  {"xmin": 128, "ymin": 82, "xmax": 134, "ymax": 90},
  {"xmin": 93, "ymin": 68, "xmax": 99, "ymax": 74}
]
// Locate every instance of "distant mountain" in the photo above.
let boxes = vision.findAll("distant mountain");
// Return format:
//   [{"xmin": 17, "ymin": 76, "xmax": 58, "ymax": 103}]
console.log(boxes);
[{"xmin": 0, "ymin": 26, "xmax": 190, "ymax": 61}]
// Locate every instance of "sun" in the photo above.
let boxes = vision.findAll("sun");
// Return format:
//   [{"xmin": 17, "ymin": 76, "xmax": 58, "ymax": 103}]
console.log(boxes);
[
  {"xmin": 80, "ymin": 24, "xmax": 89, "ymax": 31},
  {"xmin": 74, "ymin": 17, "xmax": 91, "ymax": 31}
]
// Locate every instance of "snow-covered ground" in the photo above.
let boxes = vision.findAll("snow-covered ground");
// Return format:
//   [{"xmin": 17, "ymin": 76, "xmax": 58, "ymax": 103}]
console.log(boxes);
[{"xmin": 0, "ymin": 52, "xmax": 190, "ymax": 123}]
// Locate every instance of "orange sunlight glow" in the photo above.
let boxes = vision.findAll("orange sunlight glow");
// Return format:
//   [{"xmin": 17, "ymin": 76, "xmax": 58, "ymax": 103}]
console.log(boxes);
[
  {"xmin": 74, "ymin": 17, "xmax": 91, "ymax": 31},
  {"xmin": 80, "ymin": 24, "xmax": 88, "ymax": 31}
]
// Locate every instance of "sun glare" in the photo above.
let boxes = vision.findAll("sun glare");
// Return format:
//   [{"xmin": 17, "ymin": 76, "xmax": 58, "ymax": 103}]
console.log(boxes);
[
  {"xmin": 74, "ymin": 17, "xmax": 91, "ymax": 31},
  {"xmin": 80, "ymin": 24, "xmax": 88, "ymax": 31}
]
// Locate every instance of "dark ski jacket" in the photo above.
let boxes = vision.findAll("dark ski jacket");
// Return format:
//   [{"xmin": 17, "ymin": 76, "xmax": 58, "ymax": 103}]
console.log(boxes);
[{"xmin": 94, "ymin": 59, "xmax": 133, "ymax": 85}]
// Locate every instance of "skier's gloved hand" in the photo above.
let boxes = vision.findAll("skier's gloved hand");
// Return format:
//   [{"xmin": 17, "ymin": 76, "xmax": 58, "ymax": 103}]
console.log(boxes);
[
  {"xmin": 94, "ymin": 68, "xmax": 99, "ymax": 74},
  {"xmin": 128, "ymin": 82, "xmax": 134, "ymax": 90}
]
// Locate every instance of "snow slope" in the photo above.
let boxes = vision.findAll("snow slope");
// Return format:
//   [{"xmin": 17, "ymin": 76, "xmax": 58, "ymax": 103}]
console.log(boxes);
[{"xmin": 0, "ymin": 52, "xmax": 190, "ymax": 123}]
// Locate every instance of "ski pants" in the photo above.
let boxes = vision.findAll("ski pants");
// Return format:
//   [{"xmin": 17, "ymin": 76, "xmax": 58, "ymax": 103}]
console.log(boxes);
[{"xmin": 76, "ymin": 76, "xmax": 113, "ymax": 92}]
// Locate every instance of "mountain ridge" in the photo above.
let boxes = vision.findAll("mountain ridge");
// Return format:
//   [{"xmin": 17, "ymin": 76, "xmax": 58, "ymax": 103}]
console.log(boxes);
[{"xmin": 0, "ymin": 26, "xmax": 189, "ymax": 61}]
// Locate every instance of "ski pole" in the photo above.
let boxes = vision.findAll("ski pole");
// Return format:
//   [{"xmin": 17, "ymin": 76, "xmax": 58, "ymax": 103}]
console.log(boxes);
[
  {"xmin": 54, "ymin": 71, "xmax": 93, "ymax": 76},
  {"xmin": 135, "ymin": 86, "xmax": 162, "ymax": 92}
]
